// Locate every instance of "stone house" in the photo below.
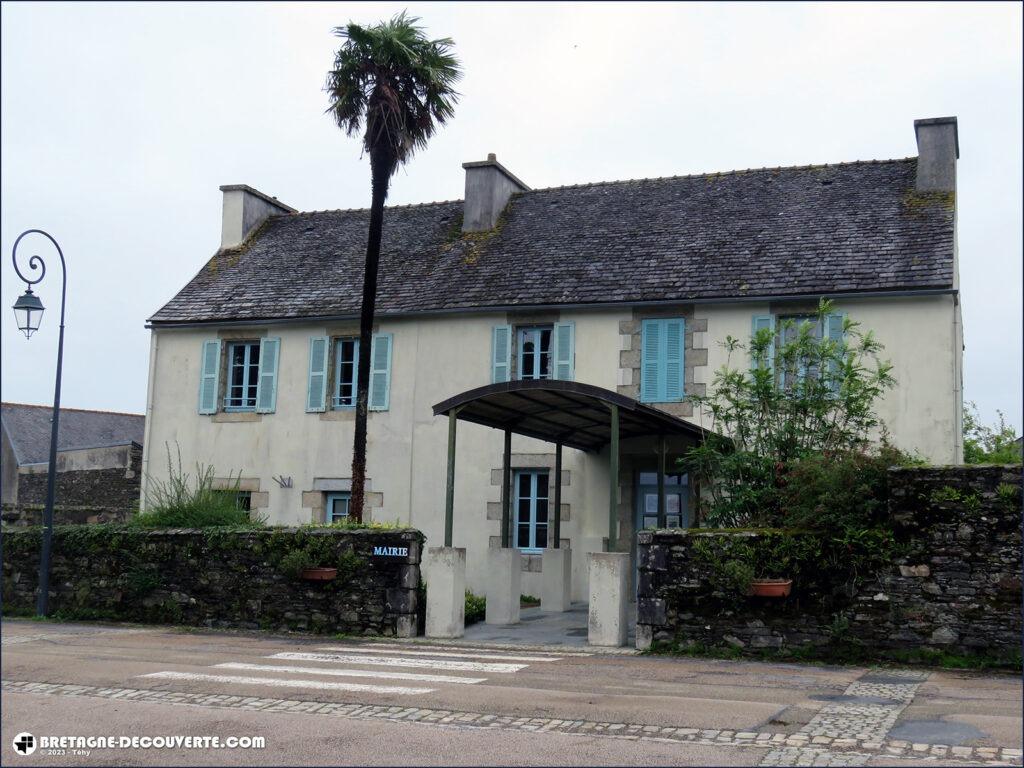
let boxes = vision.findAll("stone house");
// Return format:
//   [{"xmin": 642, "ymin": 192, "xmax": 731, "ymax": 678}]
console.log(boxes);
[
  {"xmin": 143, "ymin": 116, "xmax": 962, "ymax": 601},
  {"xmin": 1, "ymin": 402, "xmax": 145, "ymax": 525}
]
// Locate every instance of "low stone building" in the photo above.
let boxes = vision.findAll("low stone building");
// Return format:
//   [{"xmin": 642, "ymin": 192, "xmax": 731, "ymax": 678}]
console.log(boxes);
[{"xmin": 1, "ymin": 402, "xmax": 145, "ymax": 526}]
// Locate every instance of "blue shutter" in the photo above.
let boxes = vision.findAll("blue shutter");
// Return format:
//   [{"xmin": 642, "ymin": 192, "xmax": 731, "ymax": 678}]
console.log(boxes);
[
  {"xmin": 552, "ymin": 321, "xmax": 575, "ymax": 381},
  {"xmin": 641, "ymin": 319, "xmax": 685, "ymax": 403},
  {"xmin": 752, "ymin": 315, "xmax": 776, "ymax": 372},
  {"xmin": 255, "ymin": 337, "xmax": 280, "ymax": 413},
  {"xmin": 825, "ymin": 312, "xmax": 846, "ymax": 394},
  {"xmin": 664, "ymin": 318, "xmax": 685, "ymax": 401},
  {"xmin": 306, "ymin": 336, "xmax": 329, "ymax": 413},
  {"xmin": 640, "ymin": 319, "xmax": 661, "ymax": 403},
  {"xmin": 369, "ymin": 333, "xmax": 392, "ymax": 411},
  {"xmin": 492, "ymin": 325, "xmax": 512, "ymax": 383},
  {"xmin": 197, "ymin": 340, "xmax": 221, "ymax": 414}
]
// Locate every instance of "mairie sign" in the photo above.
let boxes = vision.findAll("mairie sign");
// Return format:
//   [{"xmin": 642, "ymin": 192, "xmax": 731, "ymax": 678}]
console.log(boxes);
[{"xmin": 372, "ymin": 545, "xmax": 408, "ymax": 557}]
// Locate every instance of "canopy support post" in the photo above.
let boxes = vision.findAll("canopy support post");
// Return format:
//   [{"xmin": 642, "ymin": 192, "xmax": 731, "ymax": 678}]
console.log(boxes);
[
  {"xmin": 444, "ymin": 407, "xmax": 462, "ymax": 548},
  {"xmin": 657, "ymin": 434, "xmax": 667, "ymax": 528},
  {"xmin": 500, "ymin": 429, "xmax": 512, "ymax": 548},
  {"xmin": 553, "ymin": 441, "xmax": 563, "ymax": 548},
  {"xmin": 608, "ymin": 403, "xmax": 619, "ymax": 550}
]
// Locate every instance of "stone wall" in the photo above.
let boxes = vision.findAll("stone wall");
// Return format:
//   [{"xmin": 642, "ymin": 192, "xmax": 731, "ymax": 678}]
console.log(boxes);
[
  {"xmin": 1, "ymin": 503, "xmax": 130, "ymax": 527},
  {"xmin": 14, "ymin": 443, "xmax": 142, "ymax": 515},
  {"xmin": 1, "ymin": 526, "xmax": 423, "ymax": 637},
  {"xmin": 637, "ymin": 465, "xmax": 1022, "ymax": 659}
]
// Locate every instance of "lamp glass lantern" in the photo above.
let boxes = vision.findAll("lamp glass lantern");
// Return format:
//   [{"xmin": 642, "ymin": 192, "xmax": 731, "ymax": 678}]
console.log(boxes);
[{"xmin": 13, "ymin": 288, "xmax": 44, "ymax": 339}]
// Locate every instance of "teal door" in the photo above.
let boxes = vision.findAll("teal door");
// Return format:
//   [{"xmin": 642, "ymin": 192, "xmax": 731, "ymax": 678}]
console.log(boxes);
[{"xmin": 634, "ymin": 471, "xmax": 690, "ymax": 531}]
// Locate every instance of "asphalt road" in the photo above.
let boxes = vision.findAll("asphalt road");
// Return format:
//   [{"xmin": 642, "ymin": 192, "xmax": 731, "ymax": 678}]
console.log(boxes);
[{"xmin": 1, "ymin": 620, "xmax": 1020, "ymax": 766}]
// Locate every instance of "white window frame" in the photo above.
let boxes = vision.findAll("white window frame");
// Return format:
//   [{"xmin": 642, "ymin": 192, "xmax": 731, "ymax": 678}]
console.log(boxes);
[
  {"xmin": 513, "ymin": 469, "xmax": 549, "ymax": 553},
  {"xmin": 332, "ymin": 337, "xmax": 360, "ymax": 409},
  {"xmin": 516, "ymin": 325, "xmax": 553, "ymax": 380},
  {"xmin": 326, "ymin": 492, "xmax": 351, "ymax": 523},
  {"xmin": 224, "ymin": 340, "xmax": 261, "ymax": 411}
]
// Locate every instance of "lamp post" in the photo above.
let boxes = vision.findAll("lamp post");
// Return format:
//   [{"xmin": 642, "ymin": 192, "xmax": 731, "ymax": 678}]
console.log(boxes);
[{"xmin": 11, "ymin": 229, "xmax": 67, "ymax": 616}]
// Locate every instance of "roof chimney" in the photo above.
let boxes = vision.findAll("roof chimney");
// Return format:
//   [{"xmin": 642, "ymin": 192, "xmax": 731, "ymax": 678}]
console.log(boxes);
[
  {"xmin": 461, "ymin": 154, "xmax": 530, "ymax": 232},
  {"xmin": 914, "ymin": 117, "xmax": 958, "ymax": 193},
  {"xmin": 219, "ymin": 184, "xmax": 296, "ymax": 250}
]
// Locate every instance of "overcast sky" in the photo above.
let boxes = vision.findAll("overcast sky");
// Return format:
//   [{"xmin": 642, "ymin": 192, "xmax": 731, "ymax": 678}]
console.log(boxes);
[{"xmin": 2, "ymin": 2, "xmax": 1021, "ymax": 432}]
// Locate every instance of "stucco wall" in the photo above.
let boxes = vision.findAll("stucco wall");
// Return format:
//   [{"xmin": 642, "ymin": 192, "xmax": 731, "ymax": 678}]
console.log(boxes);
[{"xmin": 144, "ymin": 295, "xmax": 960, "ymax": 600}]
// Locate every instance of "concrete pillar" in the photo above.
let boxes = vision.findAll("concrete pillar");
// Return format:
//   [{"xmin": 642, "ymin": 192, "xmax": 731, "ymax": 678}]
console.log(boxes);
[
  {"xmin": 425, "ymin": 546, "xmax": 466, "ymax": 638},
  {"xmin": 541, "ymin": 548, "xmax": 572, "ymax": 612},
  {"xmin": 588, "ymin": 552, "xmax": 629, "ymax": 647},
  {"xmin": 485, "ymin": 547, "xmax": 521, "ymax": 625}
]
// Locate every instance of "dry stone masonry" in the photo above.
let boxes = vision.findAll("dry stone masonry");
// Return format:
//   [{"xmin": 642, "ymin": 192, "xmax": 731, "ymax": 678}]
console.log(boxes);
[
  {"xmin": 1, "ymin": 527, "xmax": 423, "ymax": 637},
  {"xmin": 637, "ymin": 466, "xmax": 1022, "ymax": 660}
]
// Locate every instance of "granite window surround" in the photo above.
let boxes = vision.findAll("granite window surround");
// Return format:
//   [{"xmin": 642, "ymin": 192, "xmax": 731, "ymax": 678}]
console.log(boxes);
[
  {"xmin": 488, "ymin": 452, "xmax": 570, "ymax": 573},
  {"xmin": 210, "ymin": 476, "xmax": 268, "ymax": 512},
  {"xmin": 618, "ymin": 306, "xmax": 709, "ymax": 418},
  {"xmin": 505, "ymin": 311, "xmax": 560, "ymax": 381},
  {"xmin": 302, "ymin": 477, "xmax": 383, "ymax": 523}
]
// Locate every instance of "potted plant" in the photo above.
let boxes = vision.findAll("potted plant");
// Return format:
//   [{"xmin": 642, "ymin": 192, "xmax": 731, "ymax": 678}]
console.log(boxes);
[
  {"xmin": 749, "ymin": 577, "xmax": 792, "ymax": 597},
  {"xmin": 280, "ymin": 548, "xmax": 337, "ymax": 582},
  {"xmin": 301, "ymin": 566, "xmax": 338, "ymax": 581}
]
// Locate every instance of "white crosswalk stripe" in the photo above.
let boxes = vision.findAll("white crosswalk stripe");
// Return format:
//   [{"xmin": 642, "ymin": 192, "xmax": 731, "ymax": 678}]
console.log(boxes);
[
  {"xmin": 362, "ymin": 643, "xmax": 590, "ymax": 657},
  {"xmin": 269, "ymin": 651, "xmax": 527, "ymax": 673},
  {"xmin": 140, "ymin": 670, "xmax": 433, "ymax": 695},
  {"xmin": 317, "ymin": 646, "xmax": 563, "ymax": 663},
  {"xmin": 213, "ymin": 662, "xmax": 486, "ymax": 685},
  {"xmin": 137, "ymin": 643, "xmax": 547, "ymax": 699}
]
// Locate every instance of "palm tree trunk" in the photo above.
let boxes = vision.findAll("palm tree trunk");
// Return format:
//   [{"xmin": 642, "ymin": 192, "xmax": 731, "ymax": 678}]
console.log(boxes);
[{"xmin": 350, "ymin": 152, "xmax": 392, "ymax": 523}]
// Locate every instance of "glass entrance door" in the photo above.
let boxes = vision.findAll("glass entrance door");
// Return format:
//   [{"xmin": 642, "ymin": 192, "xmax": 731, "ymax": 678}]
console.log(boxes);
[{"xmin": 635, "ymin": 471, "xmax": 690, "ymax": 531}]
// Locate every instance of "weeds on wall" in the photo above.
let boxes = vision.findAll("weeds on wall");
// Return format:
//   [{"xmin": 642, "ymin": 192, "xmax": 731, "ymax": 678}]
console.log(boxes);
[{"xmin": 133, "ymin": 443, "xmax": 262, "ymax": 528}]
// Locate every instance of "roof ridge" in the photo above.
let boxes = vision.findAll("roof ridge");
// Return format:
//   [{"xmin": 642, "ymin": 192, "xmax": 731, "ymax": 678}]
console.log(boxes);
[
  {"xmin": 287, "ymin": 199, "xmax": 463, "ymax": 218},
  {"xmin": 524, "ymin": 156, "xmax": 918, "ymax": 194},
  {"xmin": 282, "ymin": 158, "xmax": 917, "ymax": 215},
  {"xmin": 1, "ymin": 402, "xmax": 144, "ymax": 418}
]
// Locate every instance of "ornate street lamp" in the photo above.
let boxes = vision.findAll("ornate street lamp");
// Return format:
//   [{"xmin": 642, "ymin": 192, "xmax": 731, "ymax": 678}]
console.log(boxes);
[{"xmin": 11, "ymin": 229, "xmax": 67, "ymax": 616}]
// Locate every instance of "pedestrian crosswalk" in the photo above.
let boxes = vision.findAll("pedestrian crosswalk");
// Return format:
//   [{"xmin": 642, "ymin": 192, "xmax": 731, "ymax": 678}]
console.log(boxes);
[{"xmin": 137, "ymin": 643, "xmax": 564, "ymax": 698}]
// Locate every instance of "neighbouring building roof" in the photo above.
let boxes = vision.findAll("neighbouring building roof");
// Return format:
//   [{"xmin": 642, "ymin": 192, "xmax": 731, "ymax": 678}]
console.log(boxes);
[
  {"xmin": 1, "ymin": 403, "xmax": 145, "ymax": 466},
  {"xmin": 149, "ymin": 157, "xmax": 955, "ymax": 326}
]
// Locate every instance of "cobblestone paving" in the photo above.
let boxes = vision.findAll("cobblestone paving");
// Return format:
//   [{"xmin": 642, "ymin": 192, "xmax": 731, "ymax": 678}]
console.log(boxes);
[
  {"xmin": 3, "ymin": 679, "xmax": 1020, "ymax": 765},
  {"xmin": 0, "ymin": 627, "xmax": 146, "ymax": 646},
  {"xmin": 758, "ymin": 668, "xmax": 989, "ymax": 767}
]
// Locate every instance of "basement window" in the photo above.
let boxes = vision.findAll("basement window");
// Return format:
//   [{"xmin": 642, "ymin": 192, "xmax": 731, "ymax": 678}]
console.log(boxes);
[{"xmin": 326, "ymin": 492, "xmax": 351, "ymax": 523}]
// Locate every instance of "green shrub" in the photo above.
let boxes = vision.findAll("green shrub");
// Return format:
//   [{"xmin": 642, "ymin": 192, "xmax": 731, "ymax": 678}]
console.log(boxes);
[
  {"xmin": 963, "ymin": 402, "xmax": 1022, "ymax": 465},
  {"xmin": 465, "ymin": 590, "xmax": 486, "ymax": 625},
  {"xmin": 279, "ymin": 549, "xmax": 314, "ymax": 579},
  {"xmin": 132, "ymin": 443, "xmax": 262, "ymax": 529},
  {"xmin": 776, "ymin": 444, "xmax": 918, "ymax": 531}
]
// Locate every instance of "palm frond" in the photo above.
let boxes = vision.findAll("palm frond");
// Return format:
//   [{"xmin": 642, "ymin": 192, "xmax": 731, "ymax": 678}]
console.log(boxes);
[{"xmin": 325, "ymin": 11, "xmax": 462, "ymax": 174}]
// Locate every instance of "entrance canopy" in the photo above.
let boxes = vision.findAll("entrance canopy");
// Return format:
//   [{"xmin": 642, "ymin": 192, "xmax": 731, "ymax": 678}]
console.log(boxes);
[
  {"xmin": 433, "ymin": 380, "xmax": 707, "ymax": 453},
  {"xmin": 432, "ymin": 380, "xmax": 709, "ymax": 550}
]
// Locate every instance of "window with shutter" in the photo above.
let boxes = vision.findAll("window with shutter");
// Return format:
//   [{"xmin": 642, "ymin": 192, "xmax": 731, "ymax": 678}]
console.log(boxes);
[{"xmin": 306, "ymin": 336, "xmax": 329, "ymax": 412}]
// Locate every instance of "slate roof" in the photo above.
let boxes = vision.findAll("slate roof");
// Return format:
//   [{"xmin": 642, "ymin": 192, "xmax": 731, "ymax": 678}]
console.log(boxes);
[
  {"xmin": 1, "ymin": 403, "xmax": 145, "ymax": 466},
  {"xmin": 149, "ymin": 157, "xmax": 955, "ymax": 325}
]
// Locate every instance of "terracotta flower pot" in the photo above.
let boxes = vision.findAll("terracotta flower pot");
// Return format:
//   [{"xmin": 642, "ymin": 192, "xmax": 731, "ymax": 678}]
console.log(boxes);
[
  {"xmin": 750, "ymin": 578, "xmax": 792, "ymax": 597},
  {"xmin": 300, "ymin": 567, "xmax": 338, "ymax": 582}
]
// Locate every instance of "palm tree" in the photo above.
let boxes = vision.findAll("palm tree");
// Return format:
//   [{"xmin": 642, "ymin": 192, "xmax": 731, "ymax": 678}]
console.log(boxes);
[{"xmin": 326, "ymin": 12, "xmax": 461, "ymax": 522}]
